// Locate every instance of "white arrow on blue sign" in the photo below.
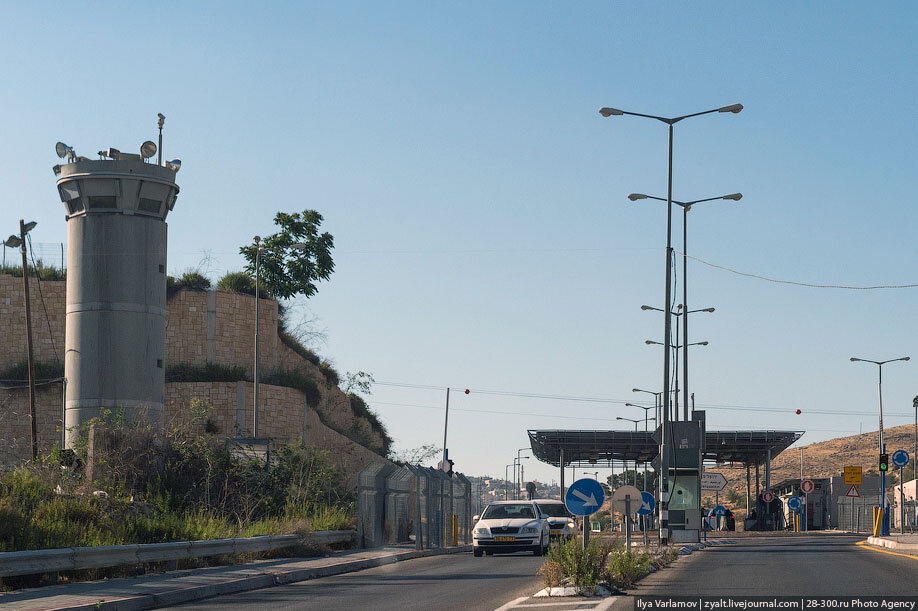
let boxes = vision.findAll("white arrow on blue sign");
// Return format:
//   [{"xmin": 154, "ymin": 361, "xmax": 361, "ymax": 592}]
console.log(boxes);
[
  {"xmin": 892, "ymin": 450, "xmax": 910, "ymax": 468},
  {"xmin": 713, "ymin": 505, "xmax": 728, "ymax": 517},
  {"xmin": 787, "ymin": 496, "xmax": 803, "ymax": 511},
  {"xmin": 565, "ymin": 478, "xmax": 605, "ymax": 517},
  {"xmin": 636, "ymin": 491, "xmax": 655, "ymax": 516}
]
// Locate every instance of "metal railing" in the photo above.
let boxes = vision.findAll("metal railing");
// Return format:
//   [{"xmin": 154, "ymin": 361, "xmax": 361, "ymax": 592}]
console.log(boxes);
[{"xmin": 0, "ymin": 530, "xmax": 355, "ymax": 578}]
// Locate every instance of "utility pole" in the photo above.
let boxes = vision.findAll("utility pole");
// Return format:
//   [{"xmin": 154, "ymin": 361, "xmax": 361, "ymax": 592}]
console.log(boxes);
[{"xmin": 19, "ymin": 220, "xmax": 37, "ymax": 461}]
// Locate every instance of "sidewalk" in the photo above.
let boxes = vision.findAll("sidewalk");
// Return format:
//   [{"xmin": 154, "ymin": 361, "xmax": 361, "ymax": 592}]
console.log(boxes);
[{"xmin": 0, "ymin": 545, "xmax": 471, "ymax": 611}]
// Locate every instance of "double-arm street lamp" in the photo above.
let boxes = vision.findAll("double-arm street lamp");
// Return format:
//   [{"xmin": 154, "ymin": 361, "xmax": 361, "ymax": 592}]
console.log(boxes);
[
  {"xmin": 642, "ymin": 303, "xmax": 716, "ymax": 421},
  {"xmin": 632, "ymin": 192, "xmax": 739, "ymax": 419},
  {"xmin": 599, "ymin": 102, "xmax": 741, "ymax": 543},
  {"xmin": 850, "ymin": 356, "xmax": 910, "ymax": 535},
  {"xmin": 645, "ymin": 337, "xmax": 708, "ymax": 423}
]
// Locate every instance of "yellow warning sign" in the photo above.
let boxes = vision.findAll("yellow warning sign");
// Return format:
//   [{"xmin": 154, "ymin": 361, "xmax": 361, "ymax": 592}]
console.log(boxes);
[{"xmin": 844, "ymin": 466, "xmax": 863, "ymax": 486}]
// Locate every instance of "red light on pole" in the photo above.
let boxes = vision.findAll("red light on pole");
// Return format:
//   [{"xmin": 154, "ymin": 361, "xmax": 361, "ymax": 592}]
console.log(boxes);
[
  {"xmin": 795, "ymin": 409, "xmax": 801, "ymax": 415},
  {"xmin": 464, "ymin": 389, "xmax": 470, "ymax": 394}
]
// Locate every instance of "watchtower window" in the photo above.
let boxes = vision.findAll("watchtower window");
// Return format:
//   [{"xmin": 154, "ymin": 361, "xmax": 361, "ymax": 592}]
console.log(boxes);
[
  {"xmin": 138, "ymin": 198, "xmax": 162, "ymax": 214},
  {"xmin": 68, "ymin": 200, "xmax": 85, "ymax": 214},
  {"xmin": 87, "ymin": 195, "xmax": 117, "ymax": 209}
]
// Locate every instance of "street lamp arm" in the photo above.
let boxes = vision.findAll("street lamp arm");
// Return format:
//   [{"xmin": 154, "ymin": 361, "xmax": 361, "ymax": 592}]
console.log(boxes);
[{"xmin": 599, "ymin": 107, "xmax": 670, "ymax": 122}]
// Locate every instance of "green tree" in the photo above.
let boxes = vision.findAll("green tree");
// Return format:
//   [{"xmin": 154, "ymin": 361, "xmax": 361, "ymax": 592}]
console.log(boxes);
[{"xmin": 239, "ymin": 209, "xmax": 334, "ymax": 300}]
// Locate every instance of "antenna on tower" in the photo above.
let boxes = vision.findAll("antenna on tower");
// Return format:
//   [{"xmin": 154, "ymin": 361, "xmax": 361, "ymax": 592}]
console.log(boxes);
[{"xmin": 157, "ymin": 113, "xmax": 165, "ymax": 166}]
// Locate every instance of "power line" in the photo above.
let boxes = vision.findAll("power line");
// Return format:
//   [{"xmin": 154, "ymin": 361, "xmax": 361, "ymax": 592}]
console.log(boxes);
[
  {"xmin": 679, "ymin": 250, "xmax": 918, "ymax": 290},
  {"xmin": 374, "ymin": 380, "xmax": 916, "ymax": 418}
]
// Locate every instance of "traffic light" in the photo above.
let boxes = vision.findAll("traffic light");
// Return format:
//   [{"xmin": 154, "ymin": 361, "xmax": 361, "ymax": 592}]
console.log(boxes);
[{"xmin": 879, "ymin": 454, "xmax": 889, "ymax": 472}]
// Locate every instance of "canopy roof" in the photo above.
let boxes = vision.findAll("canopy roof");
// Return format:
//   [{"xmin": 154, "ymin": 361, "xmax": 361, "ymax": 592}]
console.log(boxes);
[{"xmin": 527, "ymin": 429, "xmax": 804, "ymax": 467}]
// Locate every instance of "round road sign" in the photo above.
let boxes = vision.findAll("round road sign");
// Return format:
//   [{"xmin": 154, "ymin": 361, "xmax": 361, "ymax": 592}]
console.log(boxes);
[
  {"xmin": 762, "ymin": 491, "xmax": 775, "ymax": 503},
  {"xmin": 892, "ymin": 450, "xmax": 910, "ymax": 468},
  {"xmin": 800, "ymin": 479, "xmax": 815, "ymax": 494},
  {"xmin": 713, "ymin": 505, "xmax": 727, "ymax": 517},
  {"xmin": 611, "ymin": 485, "xmax": 643, "ymax": 515},
  {"xmin": 636, "ymin": 491, "xmax": 656, "ymax": 516},
  {"xmin": 565, "ymin": 478, "xmax": 605, "ymax": 517},
  {"xmin": 787, "ymin": 496, "xmax": 803, "ymax": 511}
]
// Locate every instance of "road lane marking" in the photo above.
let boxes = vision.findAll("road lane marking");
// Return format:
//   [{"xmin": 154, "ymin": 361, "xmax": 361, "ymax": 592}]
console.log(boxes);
[
  {"xmin": 493, "ymin": 596, "xmax": 530, "ymax": 610},
  {"xmin": 855, "ymin": 540, "xmax": 918, "ymax": 560}
]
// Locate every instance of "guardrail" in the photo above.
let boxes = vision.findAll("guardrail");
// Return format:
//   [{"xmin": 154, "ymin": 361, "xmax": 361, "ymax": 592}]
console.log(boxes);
[{"xmin": 0, "ymin": 530, "xmax": 356, "ymax": 578}]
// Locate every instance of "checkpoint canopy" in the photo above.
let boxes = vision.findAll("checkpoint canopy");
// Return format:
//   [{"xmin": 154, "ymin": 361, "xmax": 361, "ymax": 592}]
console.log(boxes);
[{"xmin": 528, "ymin": 429, "xmax": 803, "ymax": 468}]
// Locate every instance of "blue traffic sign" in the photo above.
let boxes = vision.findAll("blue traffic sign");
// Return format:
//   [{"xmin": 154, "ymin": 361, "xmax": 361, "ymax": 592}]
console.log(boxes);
[
  {"xmin": 787, "ymin": 496, "xmax": 802, "ymax": 511},
  {"xmin": 636, "ymin": 491, "xmax": 656, "ymax": 516},
  {"xmin": 565, "ymin": 478, "xmax": 605, "ymax": 517},
  {"xmin": 713, "ymin": 505, "xmax": 728, "ymax": 517},
  {"xmin": 892, "ymin": 450, "xmax": 910, "ymax": 468}
]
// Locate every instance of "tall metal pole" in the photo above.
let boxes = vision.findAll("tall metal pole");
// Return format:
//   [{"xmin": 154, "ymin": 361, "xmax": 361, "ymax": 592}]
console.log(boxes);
[
  {"xmin": 683, "ymin": 205, "xmax": 690, "ymax": 421},
  {"xmin": 879, "ymin": 364, "xmax": 886, "ymax": 535},
  {"xmin": 20, "ymin": 220, "xmax": 37, "ymax": 461},
  {"xmin": 442, "ymin": 387, "xmax": 450, "ymax": 467},
  {"xmin": 660, "ymin": 123, "xmax": 674, "ymax": 544},
  {"xmin": 253, "ymin": 238, "xmax": 261, "ymax": 438},
  {"xmin": 156, "ymin": 113, "xmax": 165, "ymax": 166},
  {"xmin": 673, "ymin": 311, "xmax": 680, "ymax": 422}
]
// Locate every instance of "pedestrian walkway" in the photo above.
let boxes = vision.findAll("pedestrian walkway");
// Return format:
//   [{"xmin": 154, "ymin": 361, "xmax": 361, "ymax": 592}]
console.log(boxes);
[{"xmin": 0, "ymin": 545, "xmax": 471, "ymax": 611}]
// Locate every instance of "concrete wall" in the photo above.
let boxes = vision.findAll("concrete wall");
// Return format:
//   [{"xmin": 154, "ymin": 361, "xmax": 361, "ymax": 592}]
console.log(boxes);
[
  {"xmin": 0, "ymin": 383, "xmax": 64, "ymax": 466},
  {"xmin": 0, "ymin": 275, "xmax": 66, "ymax": 366},
  {"xmin": 1, "ymin": 277, "xmax": 389, "ymax": 476}
]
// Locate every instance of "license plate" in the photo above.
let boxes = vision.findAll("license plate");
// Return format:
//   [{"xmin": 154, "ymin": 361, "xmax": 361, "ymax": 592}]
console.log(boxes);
[
  {"xmin": 494, "ymin": 536, "xmax": 515, "ymax": 542},
  {"xmin": 549, "ymin": 529, "xmax": 561, "ymax": 534}
]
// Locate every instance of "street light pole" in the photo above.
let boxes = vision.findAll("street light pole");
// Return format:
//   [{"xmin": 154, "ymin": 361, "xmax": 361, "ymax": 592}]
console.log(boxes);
[
  {"xmin": 851, "ymin": 356, "xmax": 910, "ymax": 536},
  {"xmin": 634, "ymin": 193, "xmax": 737, "ymax": 421},
  {"xmin": 601, "ymin": 101, "xmax": 742, "ymax": 544},
  {"xmin": 517, "ymin": 448, "xmax": 530, "ymax": 499},
  {"xmin": 6, "ymin": 221, "xmax": 39, "ymax": 461},
  {"xmin": 253, "ymin": 236, "xmax": 261, "ymax": 438},
  {"xmin": 505, "ymin": 464, "xmax": 513, "ymax": 500}
]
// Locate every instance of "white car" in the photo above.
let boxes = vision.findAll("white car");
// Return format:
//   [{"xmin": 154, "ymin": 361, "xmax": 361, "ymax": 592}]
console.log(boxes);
[
  {"xmin": 533, "ymin": 499, "xmax": 577, "ymax": 540},
  {"xmin": 472, "ymin": 500, "xmax": 551, "ymax": 557}
]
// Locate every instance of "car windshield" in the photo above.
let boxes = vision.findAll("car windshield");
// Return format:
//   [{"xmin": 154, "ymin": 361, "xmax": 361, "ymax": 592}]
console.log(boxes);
[
  {"xmin": 536, "ymin": 503, "xmax": 570, "ymax": 517},
  {"xmin": 481, "ymin": 504, "xmax": 535, "ymax": 519}
]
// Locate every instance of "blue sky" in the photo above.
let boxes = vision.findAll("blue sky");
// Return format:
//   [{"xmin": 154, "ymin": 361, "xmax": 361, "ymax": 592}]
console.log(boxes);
[{"xmin": 2, "ymin": 2, "xmax": 917, "ymax": 484}]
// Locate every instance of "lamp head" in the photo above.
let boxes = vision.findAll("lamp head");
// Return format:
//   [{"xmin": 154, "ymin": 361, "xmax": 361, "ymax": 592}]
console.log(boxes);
[
  {"xmin": 628, "ymin": 193, "xmax": 649, "ymax": 201},
  {"xmin": 698, "ymin": 341, "xmax": 709, "ymax": 346},
  {"xmin": 140, "ymin": 141, "xmax": 157, "ymax": 159},
  {"xmin": 599, "ymin": 107, "xmax": 625, "ymax": 117},
  {"xmin": 850, "ymin": 357, "xmax": 860, "ymax": 362},
  {"xmin": 903, "ymin": 357, "xmax": 911, "ymax": 361},
  {"xmin": 723, "ymin": 193, "xmax": 743, "ymax": 201},
  {"xmin": 718, "ymin": 103, "xmax": 743, "ymax": 114},
  {"xmin": 4, "ymin": 235, "xmax": 22, "ymax": 248},
  {"xmin": 640, "ymin": 305, "xmax": 654, "ymax": 311},
  {"xmin": 644, "ymin": 340, "xmax": 655, "ymax": 345},
  {"xmin": 702, "ymin": 307, "xmax": 716, "ymax": 313},
  {"xmin": 22, "ymin": 221, "xmax": 37, "ymax": 233}
]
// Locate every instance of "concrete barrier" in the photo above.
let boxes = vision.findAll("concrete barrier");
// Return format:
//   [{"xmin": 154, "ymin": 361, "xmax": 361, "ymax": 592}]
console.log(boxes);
[{"xmin": 0, "ymin": 530, "xmax": 356, "ymax": 578}]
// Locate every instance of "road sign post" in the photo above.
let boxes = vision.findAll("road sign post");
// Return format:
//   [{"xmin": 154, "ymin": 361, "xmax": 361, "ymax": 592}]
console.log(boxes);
[
  {"xmin": 892, "ymin": 450, "xmax": 909, "ymax": 534},
  {"xmin": 565, "ymin": 478, "xmax": 605, "ymax": 549},
  {"xmin": 637, "ymin": 491, "xmax": 655, "ymax": 549}
]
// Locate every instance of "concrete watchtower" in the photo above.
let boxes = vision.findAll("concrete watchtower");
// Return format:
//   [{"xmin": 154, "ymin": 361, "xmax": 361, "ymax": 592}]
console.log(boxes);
[{"xmin": 53, "ymin": 134, "xmax": 180, "ymax": 447}]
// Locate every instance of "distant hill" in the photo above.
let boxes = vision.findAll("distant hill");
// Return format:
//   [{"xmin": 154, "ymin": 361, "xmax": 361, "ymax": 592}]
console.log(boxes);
[{"xmin": 705, "ymin": 424, "xmax": 916, "ymax": 507}]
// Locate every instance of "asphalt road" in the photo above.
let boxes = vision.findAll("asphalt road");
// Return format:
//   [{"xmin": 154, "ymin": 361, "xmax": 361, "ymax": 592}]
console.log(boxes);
[
  {"xmin": 612, "ymin": 534, "xmax": 918, "ymax": 604},
  {"xmin": 172, "ymin": 551, "xmax": 544, "ymax": 610}
]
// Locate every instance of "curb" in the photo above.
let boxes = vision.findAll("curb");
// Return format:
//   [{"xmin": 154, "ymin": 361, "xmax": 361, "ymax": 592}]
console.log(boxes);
[
  {"xmin": 865, "ymin": 536, "xmax": 918, "ymax": 551},
  {"xmin": 59, "ymin": 546, "xmax": 472, "ymax": 611}
]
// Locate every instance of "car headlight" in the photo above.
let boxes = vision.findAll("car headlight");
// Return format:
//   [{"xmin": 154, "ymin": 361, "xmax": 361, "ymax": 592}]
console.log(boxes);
[
  {"xmin": 522, "ymin": 526, "xmax": 538, "ymax": 534},
  {"xmin": 567, "ymin": 521, "xmax": 575, "ymax": 529},
  {"xmin": 474, "ymin": 527, "xmax": 490, "ymax": 536}
]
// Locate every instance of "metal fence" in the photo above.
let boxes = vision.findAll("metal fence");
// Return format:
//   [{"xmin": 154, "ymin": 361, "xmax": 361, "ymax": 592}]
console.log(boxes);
[
  {"xmin": 358, "ymin": 464, "xmax": 471, "ymax": 549},
  {"xmin": 835, "ymin": 495, "xmax": 883, "ymax": 532}
]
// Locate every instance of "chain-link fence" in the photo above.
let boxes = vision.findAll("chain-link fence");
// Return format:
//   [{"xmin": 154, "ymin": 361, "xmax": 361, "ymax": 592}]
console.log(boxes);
[
  {"xmin": 835, "ymin": 495, "xmax": 883, "ymax": 533},
  {"xmin": 358, "ymin": 464, "xmax": 471, "ymax": 549}
]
